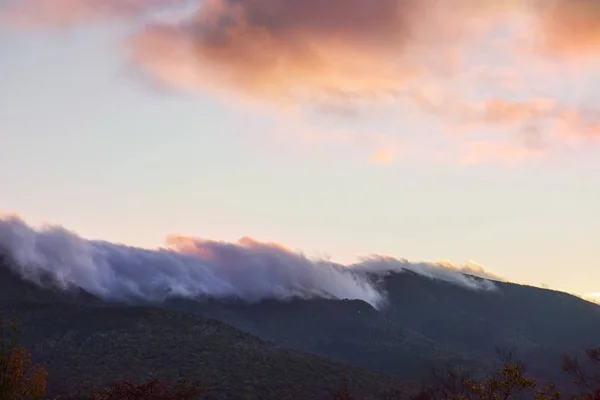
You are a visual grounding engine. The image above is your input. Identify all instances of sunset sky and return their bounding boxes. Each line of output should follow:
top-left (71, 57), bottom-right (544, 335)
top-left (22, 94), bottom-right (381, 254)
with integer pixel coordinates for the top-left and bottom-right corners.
top-left (1, 0), bottom-right (599, 298)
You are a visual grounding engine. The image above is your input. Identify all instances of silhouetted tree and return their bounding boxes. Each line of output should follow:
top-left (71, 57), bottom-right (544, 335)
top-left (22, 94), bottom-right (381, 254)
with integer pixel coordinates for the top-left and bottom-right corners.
top-left (534, 383), bottom-right (561, 400)
top-left (562, 348), bottom-right (600, 400)
top-left (412, 348), bottom-right (538, 400)
top-left (463, 349), bottom-right (536, 399)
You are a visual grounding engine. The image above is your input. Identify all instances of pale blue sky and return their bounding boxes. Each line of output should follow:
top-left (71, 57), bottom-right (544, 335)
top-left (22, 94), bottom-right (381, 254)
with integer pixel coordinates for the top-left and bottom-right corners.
top-left (1, 15), bottom-right (599, 297)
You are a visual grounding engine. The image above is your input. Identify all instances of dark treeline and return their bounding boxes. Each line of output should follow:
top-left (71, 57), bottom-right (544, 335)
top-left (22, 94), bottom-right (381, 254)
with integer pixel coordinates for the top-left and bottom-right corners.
top-left (1, 315), bottom-right (599, 400)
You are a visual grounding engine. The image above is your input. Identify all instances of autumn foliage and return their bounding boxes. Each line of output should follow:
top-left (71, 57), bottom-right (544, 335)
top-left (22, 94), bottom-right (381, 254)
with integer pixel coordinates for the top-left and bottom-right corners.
top-left (1, 313), bottom-right (599, 400)
top-left (0, 315), bottom-right (47, 400)
top-left (407, 350), bottom-right (538, 400)
top-left (331, 348), bottom-right (600, 400)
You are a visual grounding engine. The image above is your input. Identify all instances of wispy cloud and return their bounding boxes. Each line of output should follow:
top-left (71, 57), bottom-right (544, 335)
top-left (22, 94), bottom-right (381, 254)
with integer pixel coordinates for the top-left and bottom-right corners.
top-left (458, 141), bottom-right (545, 165)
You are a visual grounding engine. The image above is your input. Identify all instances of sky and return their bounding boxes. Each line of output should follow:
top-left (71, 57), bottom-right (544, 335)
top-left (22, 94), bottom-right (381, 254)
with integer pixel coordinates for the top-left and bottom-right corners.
top-left (0, 0), bottom-right (599, 299)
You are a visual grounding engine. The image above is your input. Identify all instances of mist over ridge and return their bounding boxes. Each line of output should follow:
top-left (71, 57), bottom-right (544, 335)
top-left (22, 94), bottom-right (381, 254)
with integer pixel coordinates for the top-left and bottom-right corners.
top-left (0, 212), bottom-right (496, 308)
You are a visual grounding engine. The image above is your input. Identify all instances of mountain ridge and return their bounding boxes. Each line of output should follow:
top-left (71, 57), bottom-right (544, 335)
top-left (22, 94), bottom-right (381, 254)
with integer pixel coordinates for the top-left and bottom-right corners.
top-left (0, 258), bottom-right (404, 399)
top-left (2, 254), bottom-right (600, 395)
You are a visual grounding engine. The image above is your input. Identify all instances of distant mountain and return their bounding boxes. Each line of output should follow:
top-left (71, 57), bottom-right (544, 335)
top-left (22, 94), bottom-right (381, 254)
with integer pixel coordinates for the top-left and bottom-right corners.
top-left (2, 254), bottom-right (600, 397)
top-left (381, 271), bottom-right (600, 350)
top-left (159, 270), bottom-right (600, 383)
top-left (0, 262), bottom-right (401, 399)
top-left (379, 271), bottom-right (600, 379)
top-left (0, 260), bottom-right (100, 304)
top-left (160, 296), bottom-right (473, 380)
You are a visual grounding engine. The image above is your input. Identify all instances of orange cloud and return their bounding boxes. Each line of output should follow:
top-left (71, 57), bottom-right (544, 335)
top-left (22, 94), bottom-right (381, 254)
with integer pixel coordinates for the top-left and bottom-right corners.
top-left (127, 0), bottom-right (504, 104)
top-left (130, 1), bottom-right (409, 103)
top-left (477, 98), bottom-right (556, 124)
top-left (370, 148), bottom-right (397, 165)
top-left (167, 234), bottom-right (293, 263)
top-left (534, 0), bottom-right (600, 59)
top-left (410, 91), bottom-right (557, 126)
top-left (130, 0), bottom-right (595, 106)
top-left (553, 107), bottom-right (600, 145)
top-left (405, 81), bottom-right (600, 154)
top-left (4, 0), bottom-right (600, 164)
top-left (459, 141), bottom-right (546, 165)
top-left (450, 97), bottom-right (559, 139)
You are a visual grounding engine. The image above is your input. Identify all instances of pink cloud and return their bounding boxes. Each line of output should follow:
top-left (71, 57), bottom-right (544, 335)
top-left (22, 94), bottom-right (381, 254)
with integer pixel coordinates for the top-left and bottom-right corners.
top-left (127, 0), bottom-right (429, 104)
top-left (3, 0), bottom-right (600, 164)
top-left (459, 141), bottom-right (546, 165)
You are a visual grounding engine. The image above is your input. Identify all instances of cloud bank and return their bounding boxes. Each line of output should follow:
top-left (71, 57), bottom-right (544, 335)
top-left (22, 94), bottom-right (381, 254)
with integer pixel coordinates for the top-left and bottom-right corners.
top-left (0, 213), bottom-right (496, 308)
